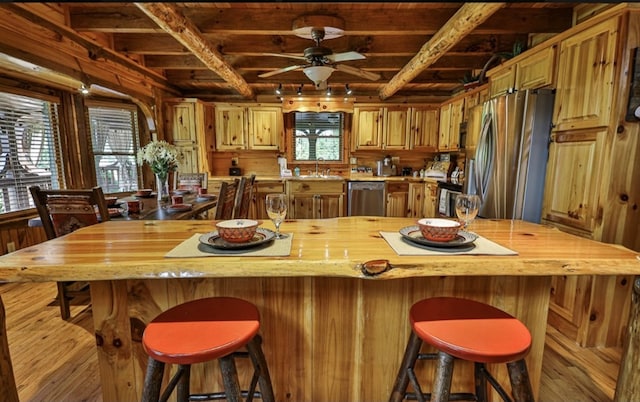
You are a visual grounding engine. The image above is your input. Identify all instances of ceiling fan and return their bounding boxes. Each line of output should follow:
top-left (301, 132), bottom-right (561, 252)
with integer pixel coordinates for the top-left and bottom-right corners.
top-left (258, 27), bottom-right (380, 90)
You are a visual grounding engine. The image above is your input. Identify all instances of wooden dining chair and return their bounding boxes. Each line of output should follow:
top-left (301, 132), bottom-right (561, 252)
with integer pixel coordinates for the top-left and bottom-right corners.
top-left (214, 179), bottom-right (240, 220)
top-left (29, 185), bottom-right (110, 320)
top-left (233, 174), bottom-right (256, 219)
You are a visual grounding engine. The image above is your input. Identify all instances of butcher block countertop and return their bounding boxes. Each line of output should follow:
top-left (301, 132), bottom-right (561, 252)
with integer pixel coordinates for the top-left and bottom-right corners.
top-left (0, 217), bottom-right (637, 283)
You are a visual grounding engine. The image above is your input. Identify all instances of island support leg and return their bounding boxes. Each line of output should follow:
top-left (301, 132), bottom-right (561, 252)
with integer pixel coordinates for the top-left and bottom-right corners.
top-left (0, 295), bottom-right (19, 402)
top-left (614, 276), bottom-right (640, 401)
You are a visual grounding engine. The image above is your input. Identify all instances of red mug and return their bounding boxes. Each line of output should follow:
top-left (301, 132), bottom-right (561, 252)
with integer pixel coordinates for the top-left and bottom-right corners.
top-left (127, 199), bottom-right (142, 215)
top-left (198, 187), bottom-right (208, 196)
top-left (172, 195), bottom-right (184, 205)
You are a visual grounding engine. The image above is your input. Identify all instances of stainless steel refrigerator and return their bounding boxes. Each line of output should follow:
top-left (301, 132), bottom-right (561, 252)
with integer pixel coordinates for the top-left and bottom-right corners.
top-left (463, 89), bottom-right (555, 223)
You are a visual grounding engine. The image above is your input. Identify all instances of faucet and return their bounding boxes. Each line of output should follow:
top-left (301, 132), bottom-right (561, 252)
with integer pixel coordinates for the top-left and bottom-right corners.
top-left (315, 157), bottom-right (324, 176)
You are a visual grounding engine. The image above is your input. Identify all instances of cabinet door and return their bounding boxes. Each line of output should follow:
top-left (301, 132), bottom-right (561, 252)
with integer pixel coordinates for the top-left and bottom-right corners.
top-left (424, 183), bottom-right (438, 218)
top-left (252, 181), bottom-right (285, 220)
top-left (175, 144), bottom-right (199, 175)
top-left (554, 18), bottom-right (618, 131)
top-left (516, 45), bottom-right (556, 90)
top-left (352, 107), bottom-right (384, 149)
top-left (465, 104), bottom-right (483, 150)
top-left (542, 129), bottom-right (606, 233)
top-left (411, 108), bottom-right (439, 151)
top-left (438, 103), bottom-right (452, 151)
top-left (166, 103), bottom-right (196, 143)
top-left (447, 98), bottom-right (464, 150)
top-left (215, 105), bottom-right (247, 150)
top-left (386, 182), bottom-right (409, 217)
top-left (407, 183), bottom-right (425, 218)
top-left (318, 194), bottom-right (344, 218)
top-left (383, 107), bottom-right (410, 149)
top-left (248, 107), bottom-right (282, 150)
top-left (488, 64), bottom-right (516, 98)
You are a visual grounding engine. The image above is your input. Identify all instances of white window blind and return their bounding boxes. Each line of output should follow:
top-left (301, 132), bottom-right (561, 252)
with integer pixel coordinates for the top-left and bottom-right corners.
top-left (0, 91), bottom-right (62, 213)
top-left (293, 112), bottom-right (343, 161)
top-left (87, 103), bottom-right (140, 193)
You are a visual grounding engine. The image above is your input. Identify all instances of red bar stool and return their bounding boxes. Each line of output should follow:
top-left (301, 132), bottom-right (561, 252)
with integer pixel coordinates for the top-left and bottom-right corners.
top-left (389, 297), bottom-right (534, 402)
top-left (141, 297), bottom-right (275, 402)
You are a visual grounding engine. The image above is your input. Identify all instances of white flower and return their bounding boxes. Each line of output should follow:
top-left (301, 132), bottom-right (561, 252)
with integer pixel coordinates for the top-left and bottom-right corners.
top-left (136, 140), bottom-right (180, 175)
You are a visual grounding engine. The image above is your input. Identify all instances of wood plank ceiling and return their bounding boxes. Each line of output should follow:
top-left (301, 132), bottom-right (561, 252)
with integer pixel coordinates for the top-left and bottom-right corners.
top-left (9, 2), bottom-right (577, 102)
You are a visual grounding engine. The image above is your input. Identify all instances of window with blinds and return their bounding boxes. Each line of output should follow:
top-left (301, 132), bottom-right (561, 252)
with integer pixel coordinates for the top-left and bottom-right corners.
top-left (293, 112), bottom-right (343, 162)
top-left (0, 90), bottom-right (63, 213)
top-left (87, 103), bottom-right (140, 193)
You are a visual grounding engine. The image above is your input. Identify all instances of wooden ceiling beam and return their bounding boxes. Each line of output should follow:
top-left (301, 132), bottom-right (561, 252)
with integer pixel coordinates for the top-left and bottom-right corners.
top-left (380, 2), bottom-right (504, 100)
top-left (70, 5), bottom-right (572, 36)
top-left (134, 2), bottom-right (255, 100)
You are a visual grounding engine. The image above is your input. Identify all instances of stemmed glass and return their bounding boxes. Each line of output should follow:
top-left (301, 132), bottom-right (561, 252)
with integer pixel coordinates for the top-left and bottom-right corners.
top-left (265, 193), bottom-right (288, 239)
top-left (455, 194), bottom-right (480, 230)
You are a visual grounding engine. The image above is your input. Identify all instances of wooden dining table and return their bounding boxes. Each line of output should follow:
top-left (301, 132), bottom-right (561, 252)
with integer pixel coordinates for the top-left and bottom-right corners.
top-left (0, 217), bottom-right (639, 402)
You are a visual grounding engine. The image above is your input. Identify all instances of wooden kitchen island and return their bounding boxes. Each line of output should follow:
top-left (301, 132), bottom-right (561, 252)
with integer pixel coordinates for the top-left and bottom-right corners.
top-left (0, 217), bottom-right (639, 402)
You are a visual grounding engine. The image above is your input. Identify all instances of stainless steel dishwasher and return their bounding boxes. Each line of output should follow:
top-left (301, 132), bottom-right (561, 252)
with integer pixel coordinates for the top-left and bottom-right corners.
top-left (347, 181), bottom-right (386, 216)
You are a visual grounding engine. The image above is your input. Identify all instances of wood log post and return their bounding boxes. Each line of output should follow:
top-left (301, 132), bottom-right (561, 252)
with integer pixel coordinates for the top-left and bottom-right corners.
top-left (614, 275), bottom-right (640, 401)
top-left (0, 295), bottom-right (19, 402)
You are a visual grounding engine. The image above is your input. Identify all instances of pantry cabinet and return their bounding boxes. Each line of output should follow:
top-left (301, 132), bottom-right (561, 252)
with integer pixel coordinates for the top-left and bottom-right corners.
top-left (287, 180), bottom-right (345, 219)
top-left (214, 104), bottom-right (283, 151)
top-left (553, 17), bottom-right (618, 131)
top-left (163, 98), bottom-right (213, 175)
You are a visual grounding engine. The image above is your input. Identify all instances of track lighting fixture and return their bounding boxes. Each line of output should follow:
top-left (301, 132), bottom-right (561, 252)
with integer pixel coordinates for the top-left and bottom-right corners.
top-left (326, 86), bottom-right (332, 96)
top-left (345, 84), bottom-right (353, 95)
top-left (275, 83), bottom-right (282, 95)
top-left (297, 84), bottom-right (303, 96)
top-left (80, 84), bottom-right (89, 95)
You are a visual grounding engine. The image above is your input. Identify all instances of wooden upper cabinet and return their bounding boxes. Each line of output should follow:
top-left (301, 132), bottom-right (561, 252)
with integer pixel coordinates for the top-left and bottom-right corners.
top-left (439, 98), bottom-right (463, 151)
top-left (553, 17), bottom-right (619, 131)
top-left (488, 64), bottom-right (516, 98)
top-left (352, 106), bottom-right (384, 150)
top-left (516, 45), bottom-right (556, 90)
top-left (542, 129), bottom-right (606, 235)
top-left (214, 105), bottom-right (247, 150)
top-left (411, 107), bottom-right (439, 151)
top-left (383, 106), bottom-right (411, 149)
top-left (247, 106), bottom-right (283, 150)
top-left (163, 98), bottom-right (213, 175)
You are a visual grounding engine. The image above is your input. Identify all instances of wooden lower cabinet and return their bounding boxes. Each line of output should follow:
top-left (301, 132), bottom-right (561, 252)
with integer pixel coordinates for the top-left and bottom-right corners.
top-left (287, 181), bottom-right (345, 219)
top-left (424, 182), bottom-right (438, 218)
top-left (549, 274), bottom-right (632, 347)
top-left (251, 180), bottom-right (285, 220)
top-left (386, 182), bottom-right (409, 217)
top-left (407, 183), bottom-right (425, 219)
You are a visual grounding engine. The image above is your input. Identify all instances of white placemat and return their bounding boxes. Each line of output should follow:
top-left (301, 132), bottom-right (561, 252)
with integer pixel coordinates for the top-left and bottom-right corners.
top-left (380, 231), bottom-right (518, 256)
top-left (165, 233), bottom-right (293, 257)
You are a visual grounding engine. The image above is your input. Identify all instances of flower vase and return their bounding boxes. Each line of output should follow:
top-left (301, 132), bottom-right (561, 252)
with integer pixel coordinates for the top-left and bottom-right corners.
top-left (155, 172), bottom-right (170, 204)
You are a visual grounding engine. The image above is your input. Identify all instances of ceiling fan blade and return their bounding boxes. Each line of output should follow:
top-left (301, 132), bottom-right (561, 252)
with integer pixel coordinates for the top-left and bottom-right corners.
top-left (258, 64), bottom-right (306, 78)
top-left (326, 51), bottom-right (366, 63)
top-left (334, 64), bottom-right (381, 81)
top-left (260, 52), bottom-right (307, 61)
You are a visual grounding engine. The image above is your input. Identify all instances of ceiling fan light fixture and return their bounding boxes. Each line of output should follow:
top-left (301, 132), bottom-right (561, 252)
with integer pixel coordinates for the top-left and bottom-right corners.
top-left (303, 65), bottom-right (334, 86)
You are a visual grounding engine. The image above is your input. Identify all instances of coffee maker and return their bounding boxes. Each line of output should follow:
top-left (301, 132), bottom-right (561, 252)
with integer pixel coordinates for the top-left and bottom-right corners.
top-left (376, 155), bottom-right (393, 176)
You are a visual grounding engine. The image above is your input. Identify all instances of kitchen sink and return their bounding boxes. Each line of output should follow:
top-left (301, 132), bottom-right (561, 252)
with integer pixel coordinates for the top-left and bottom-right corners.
top-left (292, 175), bottom-right (344, 180)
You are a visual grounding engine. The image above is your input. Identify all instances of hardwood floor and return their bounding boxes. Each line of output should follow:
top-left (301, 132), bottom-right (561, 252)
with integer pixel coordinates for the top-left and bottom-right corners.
top-left (1, 282), bottom-right (621, 402)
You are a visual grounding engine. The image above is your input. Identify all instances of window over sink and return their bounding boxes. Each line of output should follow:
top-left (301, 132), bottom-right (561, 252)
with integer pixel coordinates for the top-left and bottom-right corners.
top-left (293, 112), bottom-right (343, 162)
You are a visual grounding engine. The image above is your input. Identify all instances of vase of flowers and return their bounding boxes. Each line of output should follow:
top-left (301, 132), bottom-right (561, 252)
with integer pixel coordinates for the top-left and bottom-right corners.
top-left (136, 140), bottom-right (180, 203)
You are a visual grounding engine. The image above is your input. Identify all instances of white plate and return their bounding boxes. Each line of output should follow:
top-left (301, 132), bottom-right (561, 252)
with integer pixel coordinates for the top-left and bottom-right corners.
top-left (399, 226), bottom-right (478, 248)
top-left (199, 227), bottom-right (275, 250)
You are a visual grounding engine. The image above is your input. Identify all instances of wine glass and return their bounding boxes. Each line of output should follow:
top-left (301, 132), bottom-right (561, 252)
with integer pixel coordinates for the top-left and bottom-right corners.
top-left (265, 193), bottom-right (288, 239)
top-left (455, 194), bottom-right (480, 230)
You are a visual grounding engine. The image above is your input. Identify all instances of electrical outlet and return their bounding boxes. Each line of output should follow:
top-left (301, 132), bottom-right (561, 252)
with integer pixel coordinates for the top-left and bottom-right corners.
top-left (231, 157), bottom-right (239, 166)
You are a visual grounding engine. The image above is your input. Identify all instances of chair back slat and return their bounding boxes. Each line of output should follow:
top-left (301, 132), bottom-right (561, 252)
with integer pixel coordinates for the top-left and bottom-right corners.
top-left (215, 179), bottom-right (239, 220)
top-left (233, 175), bottom-right (255, 219)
